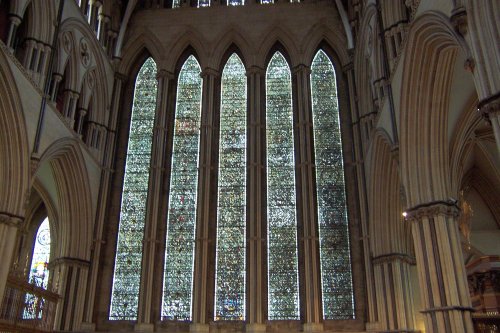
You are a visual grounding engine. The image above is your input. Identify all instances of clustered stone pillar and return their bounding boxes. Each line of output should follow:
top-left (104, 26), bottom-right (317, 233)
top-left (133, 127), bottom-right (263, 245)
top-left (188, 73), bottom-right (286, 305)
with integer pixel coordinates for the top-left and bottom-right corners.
top-left (5, 14), bottom-right (21, 51)
top-left (51, 257), bottom-right (90, 331)
top-left (292, 64), bottom-right (324, 332)
top-left (0, 214), bottom-right (23, 301)
top-left (406, 202), bottom-right (474, 333)
top-left (246, 66), bottom-right (267, 333)
top-left (372, 254), bottom-right (417, 332)
top-left (190, 68), bottom-right (219, 333)
top-left (81, 73), bottom-right (127, 331)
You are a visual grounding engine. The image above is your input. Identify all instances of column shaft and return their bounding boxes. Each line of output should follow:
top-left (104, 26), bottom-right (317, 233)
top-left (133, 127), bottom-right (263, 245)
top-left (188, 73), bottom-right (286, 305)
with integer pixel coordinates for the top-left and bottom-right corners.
top-left (246, 67), bottom-right (266, 332)
top-left (292, 64), bottom-right (323, 329)
top-left (191, 69), bottom-right (219, 331)
top-left (407, 202), bottom-right (474, 333)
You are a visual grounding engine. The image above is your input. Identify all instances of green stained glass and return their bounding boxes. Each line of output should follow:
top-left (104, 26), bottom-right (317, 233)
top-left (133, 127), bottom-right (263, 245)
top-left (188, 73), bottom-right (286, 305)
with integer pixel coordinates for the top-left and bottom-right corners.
top-left (266, 52), bottom-right (299, 320)
top-left (311, 50), bottom-right (354, 320)
top-left (110, 57), bottom-right (158, 321)
top-left (215, 54), bottom-right (246, 321)
top-left (162, 55), bottom-right (202, 321)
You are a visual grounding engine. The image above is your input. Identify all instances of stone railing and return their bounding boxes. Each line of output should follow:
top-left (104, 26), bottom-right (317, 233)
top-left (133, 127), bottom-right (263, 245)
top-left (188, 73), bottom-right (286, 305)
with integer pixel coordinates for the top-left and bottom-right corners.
top-left (0, 274), bottom-right (59, 333)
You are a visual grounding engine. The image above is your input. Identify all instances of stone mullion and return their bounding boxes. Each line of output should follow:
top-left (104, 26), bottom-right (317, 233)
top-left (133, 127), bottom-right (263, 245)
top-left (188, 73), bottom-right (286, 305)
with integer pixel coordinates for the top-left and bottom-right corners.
top-left (81, 73), bottom-right (126, 330)
top-left (134, 70), bottom-right (174, 331)
top-left (293, 64), bottom-right (323, 330)
top-left (191, 69), bottom-right (219, 333)
top-left (246, 66), bottom-right (266, 333)
top-left (407, 203), bottom-right (474, 333)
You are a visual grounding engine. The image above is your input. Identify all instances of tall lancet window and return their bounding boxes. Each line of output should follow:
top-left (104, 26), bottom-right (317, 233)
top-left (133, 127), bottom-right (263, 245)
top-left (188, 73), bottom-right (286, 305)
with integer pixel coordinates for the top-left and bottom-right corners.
top-left (266, 51), bottom-right (299, 320)
top-left (215, 53), bottom-right (247, 320)
top-left (110, 57), bottom-right (158, 320)
top-left (162, 55), bottom-right (202, 321)
top-left (311, 50), bottom-right (354, 319)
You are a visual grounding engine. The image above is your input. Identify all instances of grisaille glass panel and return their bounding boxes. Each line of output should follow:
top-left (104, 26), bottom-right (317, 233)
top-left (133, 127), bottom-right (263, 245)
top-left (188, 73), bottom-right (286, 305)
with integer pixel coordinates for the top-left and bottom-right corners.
top-left (214, 54), bottom-right (247, 320)
top-left (311, 50), bottom-right (354, 319)
top-left (266, 52), bottom-right (299, 320)
top-left (110, 57), bottom-right (158, 320)
top-left (162, 55), bottom-right (202, 321)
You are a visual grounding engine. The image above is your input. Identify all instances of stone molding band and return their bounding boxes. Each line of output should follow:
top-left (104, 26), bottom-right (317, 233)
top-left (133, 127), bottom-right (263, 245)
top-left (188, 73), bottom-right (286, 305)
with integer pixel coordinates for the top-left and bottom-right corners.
top-left (0, 212), bottom-right (24, 227)
top-left (420, 305), bottom-right (475, 314)
top-left (49, 257), bottom-right (91, 269)
top-left (405, 200), bottom-right (460, 221)
top-left (372, 252), bottom-right (416, 265)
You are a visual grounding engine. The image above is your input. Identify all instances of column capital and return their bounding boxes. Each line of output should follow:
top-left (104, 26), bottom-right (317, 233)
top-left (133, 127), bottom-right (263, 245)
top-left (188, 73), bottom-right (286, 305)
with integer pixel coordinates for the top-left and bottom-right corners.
top-left (114, 72), bottom-right (128, 83)
top-left (246, 65), bottom-right (265, 76)
top-left (292, 63), bottom-right (311, 75)
top-left (478, 91), bottom-right (500, 119)
top-left (372, 252), bottom-right (416, 265)
top-left (48, 257), bottom-right (91, 269)
top-left (405, 200), bottom-right (459, 221)
top-left (157, 69), bottom-right (175, 80)
top-left (200, 67), bottom-right (220, 78)
top-left (450, 6), bottom-right (467, 36)
top-left (0, 213), bottom-right (24, 228)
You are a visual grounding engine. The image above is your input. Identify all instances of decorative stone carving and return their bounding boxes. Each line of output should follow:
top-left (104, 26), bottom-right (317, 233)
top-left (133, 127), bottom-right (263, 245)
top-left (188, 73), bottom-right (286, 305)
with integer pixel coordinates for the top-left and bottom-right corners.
top-left (464, 58), bottom-right (475, 73)
top-left (79, 38), bottom-right (92, 68)
top-left (479, 92), bottom-right (500, 120)
top-left (451, 7), bottom-right (468, 36)
top-left (61, 31), bottom-right (73, 53)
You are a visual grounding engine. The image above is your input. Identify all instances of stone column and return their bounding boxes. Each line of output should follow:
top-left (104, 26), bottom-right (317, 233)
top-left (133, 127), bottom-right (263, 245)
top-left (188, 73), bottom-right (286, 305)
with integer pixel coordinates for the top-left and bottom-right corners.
top-left (406, 202), bottom-right (474, 333)
top-left (76, 108), bottom-right (88, 137)
top-left (51, 257), bottom-right (90, 331)
top-left (246, 66), bottom-right (266, 333)
top-left (372, 254), bottom-right (417, 332)
top-left (22, 39), bottom-right (36, 70)
top-left (50, 73), bottom-right (63, 101)
top-left (81, 73), bottom-right (127, 331)
top-left (292, 64), bottom-right (323, 332)
top-left (190, 68), bottom-right (219, 333)
top-left (5, 15), bottom-right (21, 51)
top-left (62, 91), bottom-right (80, 128)
top-left (0, 214), bottom-right (23, 301)
top-left (479, 94), bottom-right (500, 154)
top-left (134, 70), bottom-right (175, 332)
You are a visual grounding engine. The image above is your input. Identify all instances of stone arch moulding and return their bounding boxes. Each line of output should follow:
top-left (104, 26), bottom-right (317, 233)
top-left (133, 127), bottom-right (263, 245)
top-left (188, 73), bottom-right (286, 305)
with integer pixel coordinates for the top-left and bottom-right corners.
top-left (0, 46), bottom-right (30, 217)
top-left (400, 11), bottom-right (472, 208)
top-left (119, 28), bottom-right (165, 75)
top-left (302, 23), bottom-right (349, 68)
top-left (256, 26), bottom-right (300, 69)
top-left (37, 138), bottom-right (93, 260)
top-left (163, 30), bottom-right (208, 73)
top-left (209, 30), bottom-right (252, 71)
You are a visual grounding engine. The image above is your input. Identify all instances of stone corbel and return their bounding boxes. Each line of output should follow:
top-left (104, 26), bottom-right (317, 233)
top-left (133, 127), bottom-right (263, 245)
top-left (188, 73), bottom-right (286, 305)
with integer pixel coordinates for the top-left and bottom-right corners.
top-left (451, 7), bottom-right (468, 36)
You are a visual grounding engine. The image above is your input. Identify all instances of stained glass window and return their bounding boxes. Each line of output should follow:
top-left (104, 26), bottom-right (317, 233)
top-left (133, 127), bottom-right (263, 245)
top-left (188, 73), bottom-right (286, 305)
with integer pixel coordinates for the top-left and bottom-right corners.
top-left (29, 217), bottom-right (51, 289)
top-left (198, 0), bottom-right (210, 7)
top-left (214, 54), bottom-right (247, 321)
top-left (228, 0), bottom-right (244, 5)
top-left (266, 52), bottom-right (299, 320)
top-left (172, 0), bottom-right (180, 8)
top-left (162, 55), bottom-right (202, 321)
top-left (110, 57), bottom-right (158, 321)
top-left (261, 0), bottom-right (274, 3)
top-left (311, 50), bottom-right (354, 320)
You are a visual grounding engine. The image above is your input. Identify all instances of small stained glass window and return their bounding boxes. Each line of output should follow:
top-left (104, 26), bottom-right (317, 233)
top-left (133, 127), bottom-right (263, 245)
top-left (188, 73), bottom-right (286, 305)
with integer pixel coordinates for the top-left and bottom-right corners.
top-left (110, 57), bottom-right (158, 321)
top-left (29, 217), bottom-right (51, 289)
top-left (162, 55), bottom-right (202, 321)
top-left (266, 52), bottom-right (300, 320)
top-left (311, 50), bottom-right (354, 320)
